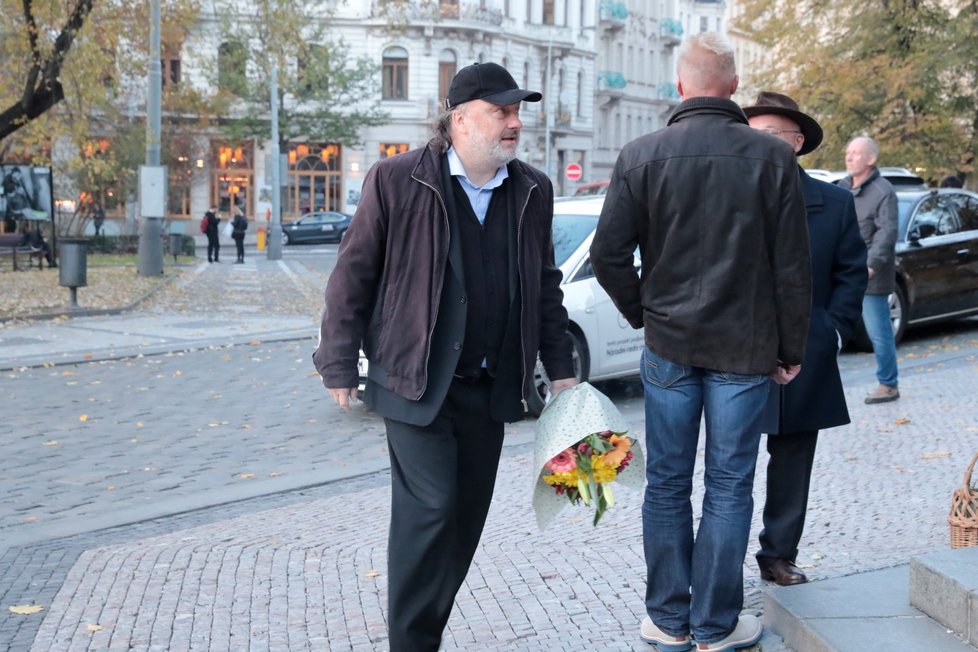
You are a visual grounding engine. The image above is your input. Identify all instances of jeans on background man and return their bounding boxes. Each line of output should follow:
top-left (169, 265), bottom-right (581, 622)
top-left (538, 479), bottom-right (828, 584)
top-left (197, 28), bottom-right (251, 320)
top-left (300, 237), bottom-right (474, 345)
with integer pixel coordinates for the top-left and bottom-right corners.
top-left (862, 293), bottom-right (899, 388)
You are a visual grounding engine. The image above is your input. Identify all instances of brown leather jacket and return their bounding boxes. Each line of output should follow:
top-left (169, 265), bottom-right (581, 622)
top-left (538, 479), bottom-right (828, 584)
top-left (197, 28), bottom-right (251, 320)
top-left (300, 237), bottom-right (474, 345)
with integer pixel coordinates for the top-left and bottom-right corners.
top-left (590, 97), bottom-right (812, 374)
top-left (313, 143), bottom-right (574, 403)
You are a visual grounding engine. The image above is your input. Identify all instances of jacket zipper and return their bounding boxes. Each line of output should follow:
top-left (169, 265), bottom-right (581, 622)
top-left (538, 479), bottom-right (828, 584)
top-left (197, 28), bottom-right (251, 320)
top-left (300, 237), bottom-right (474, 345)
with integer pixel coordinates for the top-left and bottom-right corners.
top-left (413, 173), bottom-right (450, 401)
top-left (517, 183), bottom-right (536, 412)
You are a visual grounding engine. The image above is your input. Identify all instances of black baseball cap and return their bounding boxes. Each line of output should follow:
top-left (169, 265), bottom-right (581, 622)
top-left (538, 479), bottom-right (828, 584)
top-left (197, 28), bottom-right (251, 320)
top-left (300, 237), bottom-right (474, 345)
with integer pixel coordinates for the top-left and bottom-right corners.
top-left (446, 62), bottom-right (542, 109)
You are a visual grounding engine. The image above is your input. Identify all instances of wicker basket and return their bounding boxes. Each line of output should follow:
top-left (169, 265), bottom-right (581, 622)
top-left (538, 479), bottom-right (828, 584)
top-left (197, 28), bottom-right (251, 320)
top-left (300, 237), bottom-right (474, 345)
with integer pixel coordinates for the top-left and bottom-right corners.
top-left (948, 451), bottom-right (978, 549)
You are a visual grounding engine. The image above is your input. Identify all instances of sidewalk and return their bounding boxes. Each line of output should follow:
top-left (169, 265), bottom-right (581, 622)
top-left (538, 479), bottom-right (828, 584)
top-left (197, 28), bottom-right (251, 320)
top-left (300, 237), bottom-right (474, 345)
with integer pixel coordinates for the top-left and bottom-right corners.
top-left (2, 252), bottom-right (977, 650)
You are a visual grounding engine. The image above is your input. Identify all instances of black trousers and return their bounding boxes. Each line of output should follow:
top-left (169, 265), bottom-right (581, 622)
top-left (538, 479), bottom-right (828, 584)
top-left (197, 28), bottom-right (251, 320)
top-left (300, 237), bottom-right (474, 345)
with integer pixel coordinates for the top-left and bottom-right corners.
top-left (384, 376), bottom-right (504, 652)
top-left (207, 236), bottom-right (219, 262)
top-left (233, 235), bottom-right (244, 261)
top-left (757, 430), bottom-right (819, 567)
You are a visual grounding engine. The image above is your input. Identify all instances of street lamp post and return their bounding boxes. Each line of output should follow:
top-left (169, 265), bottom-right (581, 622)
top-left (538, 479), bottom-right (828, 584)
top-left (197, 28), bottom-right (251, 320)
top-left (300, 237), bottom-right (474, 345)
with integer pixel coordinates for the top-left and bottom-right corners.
top-left (137, 0), bottom-right (164, 276)
top-left (266, 65), bottom-right (283, 260)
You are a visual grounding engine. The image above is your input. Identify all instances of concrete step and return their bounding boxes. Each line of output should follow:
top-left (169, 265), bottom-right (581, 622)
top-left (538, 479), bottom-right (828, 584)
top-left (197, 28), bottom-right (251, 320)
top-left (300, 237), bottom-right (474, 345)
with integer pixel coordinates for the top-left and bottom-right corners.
top-left (909, 547), bottom-right (978, 646)
top-left (763, 565), bottom-right (976, 651)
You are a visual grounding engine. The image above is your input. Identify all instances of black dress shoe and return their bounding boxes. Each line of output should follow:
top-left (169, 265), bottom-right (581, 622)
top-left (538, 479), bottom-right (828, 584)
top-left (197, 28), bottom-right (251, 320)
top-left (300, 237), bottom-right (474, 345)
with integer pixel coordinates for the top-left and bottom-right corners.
top-left (760, 559), bottom-right (808, 586)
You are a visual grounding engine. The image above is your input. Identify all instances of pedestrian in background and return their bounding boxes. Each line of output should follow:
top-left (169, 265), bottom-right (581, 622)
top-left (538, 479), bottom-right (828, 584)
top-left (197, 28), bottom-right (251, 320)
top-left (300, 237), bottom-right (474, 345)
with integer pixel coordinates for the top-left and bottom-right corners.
top-left (93, 203), bottom-right (105, 236)
top-left (838, 137), bottom-right (900, 403)
top-left (204, 207), bottom-right (220, 263)
top-left (590, 33), bottom-right (811, 652)
top-left (231, 205), bottom-right (248, 263)
top-left (312, 61), bottom-right (577, 652)
top-left (941, 174), bottom-right (963, 188)
top-left (743, 92), bottom-right (868, 587)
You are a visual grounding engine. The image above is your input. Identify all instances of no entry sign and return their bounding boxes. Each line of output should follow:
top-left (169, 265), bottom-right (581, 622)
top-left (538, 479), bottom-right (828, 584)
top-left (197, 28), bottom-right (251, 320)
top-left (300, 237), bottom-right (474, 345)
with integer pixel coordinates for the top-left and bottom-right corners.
top-left (565, 163), bottom-right (583, 181)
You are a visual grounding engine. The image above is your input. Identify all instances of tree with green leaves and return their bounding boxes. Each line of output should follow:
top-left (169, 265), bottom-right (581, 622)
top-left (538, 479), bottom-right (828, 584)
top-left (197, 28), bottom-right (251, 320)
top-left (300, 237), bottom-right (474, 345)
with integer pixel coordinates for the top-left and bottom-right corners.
top-left (208, 0), bottom-right (388, 149)
top-left (734, 0), bottom-right (975, 181)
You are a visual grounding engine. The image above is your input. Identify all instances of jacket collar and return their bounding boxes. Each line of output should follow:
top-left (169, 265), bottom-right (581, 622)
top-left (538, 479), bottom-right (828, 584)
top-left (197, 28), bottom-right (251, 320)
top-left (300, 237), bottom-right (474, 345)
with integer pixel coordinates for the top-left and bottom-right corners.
top-left (800, 165), bottom-right (825, 211)
top-left (845, 166), bottom-right (881, 194)
top-left (667, 96), bottom-right (748, 127)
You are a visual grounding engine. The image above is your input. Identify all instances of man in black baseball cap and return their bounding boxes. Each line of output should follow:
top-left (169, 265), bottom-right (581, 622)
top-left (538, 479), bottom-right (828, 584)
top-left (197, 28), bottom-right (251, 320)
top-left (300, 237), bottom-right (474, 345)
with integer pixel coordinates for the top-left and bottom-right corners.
top-left (744, 91), bottom-right (868, 589)
top-left (314, 60), bottom-right (576, 651)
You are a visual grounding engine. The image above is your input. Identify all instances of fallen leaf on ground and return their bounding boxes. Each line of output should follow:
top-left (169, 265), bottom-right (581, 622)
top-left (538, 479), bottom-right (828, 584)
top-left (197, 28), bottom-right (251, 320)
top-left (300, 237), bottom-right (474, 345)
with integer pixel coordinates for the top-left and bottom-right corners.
top-left (43, 440), bottom-right (59, 447)
top-left (895, 417), bottom-right (911, 425)
top-left (365, 570), bottom-right (381, 578)
top-left (238, 473), bottom-right (256, 479)
top-left (9, 605), bottom-right (43, 615)
top-left (79, 414), bottom-right (88, 422)
top-left (85, 624), bottom-right (103, 632)
top-left (922, 451), bottom-right (951, 460)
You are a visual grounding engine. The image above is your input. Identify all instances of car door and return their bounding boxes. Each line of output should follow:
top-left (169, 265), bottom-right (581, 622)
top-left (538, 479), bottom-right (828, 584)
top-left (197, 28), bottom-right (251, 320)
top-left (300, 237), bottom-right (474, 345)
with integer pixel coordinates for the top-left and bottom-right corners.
top-left (901, 194), bottom-right (967, 318)
top-left (947, 193), bottom-right (978, 312)
top-left (568, 250), bottom-right (644, 378)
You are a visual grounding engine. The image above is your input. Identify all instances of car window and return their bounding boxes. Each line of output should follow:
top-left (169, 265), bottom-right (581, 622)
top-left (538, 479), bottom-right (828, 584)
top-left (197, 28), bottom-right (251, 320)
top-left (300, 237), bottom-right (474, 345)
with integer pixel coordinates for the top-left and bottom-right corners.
top-left (304, 214), bottom-right (325, 224)
top-left (909, 196), bottom-right (958, 239)
top-left (950, 194), bottom-right (978, 232)
top-left (552, 213), bottom-right (599, 266)
top-left (321, 213), bottom-right (348, 223)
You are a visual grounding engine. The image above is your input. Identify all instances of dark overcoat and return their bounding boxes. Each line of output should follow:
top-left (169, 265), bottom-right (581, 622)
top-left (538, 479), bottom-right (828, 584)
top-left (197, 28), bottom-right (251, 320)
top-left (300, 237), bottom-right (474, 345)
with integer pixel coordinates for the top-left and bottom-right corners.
top-left (762, 169), bottom-right (868, 434)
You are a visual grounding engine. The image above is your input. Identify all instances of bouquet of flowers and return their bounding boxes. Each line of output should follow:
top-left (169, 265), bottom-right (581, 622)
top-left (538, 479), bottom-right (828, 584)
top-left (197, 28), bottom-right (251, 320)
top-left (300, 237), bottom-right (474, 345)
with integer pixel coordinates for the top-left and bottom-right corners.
top-left (542, 429), bottom-right (636, 526)
top-left (532, 382), bottom-right (644, 529)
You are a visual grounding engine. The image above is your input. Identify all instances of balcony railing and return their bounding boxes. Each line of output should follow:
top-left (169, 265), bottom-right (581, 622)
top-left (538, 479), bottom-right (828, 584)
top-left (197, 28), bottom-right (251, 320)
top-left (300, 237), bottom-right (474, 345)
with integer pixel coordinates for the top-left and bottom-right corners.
top-left (660, 18), bottom-right (683, 43)
top-left (371, 0), bottom-right (502, 26)
top-left (597, 71), bottom-right (627, 93)
top-left (598, 0), bottom-right (628, 30)
top-left (657, 82), bottom-right (680, 102)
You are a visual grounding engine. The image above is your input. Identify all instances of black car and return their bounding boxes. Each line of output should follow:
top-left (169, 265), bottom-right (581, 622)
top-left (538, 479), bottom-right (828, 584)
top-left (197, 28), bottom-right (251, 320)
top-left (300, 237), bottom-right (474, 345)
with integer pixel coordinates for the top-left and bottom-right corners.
top-left (884, 188), bottom-right (978, 342)
top-left (282, 211), bottom-right (352, 244)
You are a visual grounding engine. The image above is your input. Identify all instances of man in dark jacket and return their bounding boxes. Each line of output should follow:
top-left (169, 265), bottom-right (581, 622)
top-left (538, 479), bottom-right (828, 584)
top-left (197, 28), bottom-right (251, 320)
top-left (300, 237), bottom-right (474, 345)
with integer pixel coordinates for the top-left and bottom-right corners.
top-left (743, 92), bottom-right (868, 587)
top-left (838, 137), bottom-right (900, 403)
top-left (204, 207), bottom-right (220, 263)
top-left (590, 34), bottom-right (811, 652)
top-left (313, 62), bottom-right (577, 652)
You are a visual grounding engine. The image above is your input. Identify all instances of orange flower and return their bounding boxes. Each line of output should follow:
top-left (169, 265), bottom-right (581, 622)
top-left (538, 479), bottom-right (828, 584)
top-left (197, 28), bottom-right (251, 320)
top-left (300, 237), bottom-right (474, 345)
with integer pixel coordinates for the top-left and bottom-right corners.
top-left (602, 434), bottom-right (632, 468)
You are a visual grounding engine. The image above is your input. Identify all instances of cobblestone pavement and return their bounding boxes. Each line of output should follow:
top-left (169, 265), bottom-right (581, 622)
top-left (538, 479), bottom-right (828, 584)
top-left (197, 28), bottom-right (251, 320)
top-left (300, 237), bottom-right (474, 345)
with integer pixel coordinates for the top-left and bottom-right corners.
top-left (1, 252), bottom-right (977, 650)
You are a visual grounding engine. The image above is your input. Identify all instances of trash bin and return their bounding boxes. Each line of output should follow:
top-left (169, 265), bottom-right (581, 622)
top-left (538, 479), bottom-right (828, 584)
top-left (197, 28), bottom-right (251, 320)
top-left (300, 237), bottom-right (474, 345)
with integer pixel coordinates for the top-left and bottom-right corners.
top-left (169, 233), bottom-right (182, 262)
top-left (58, 238), bottom-right (87, 308)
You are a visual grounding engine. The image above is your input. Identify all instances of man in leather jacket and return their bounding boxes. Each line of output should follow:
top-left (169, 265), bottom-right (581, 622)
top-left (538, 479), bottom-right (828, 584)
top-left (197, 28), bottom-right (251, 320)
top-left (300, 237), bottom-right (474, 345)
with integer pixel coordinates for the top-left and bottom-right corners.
top-left (313, 62), bottom-right (577, 651)
top-left (591, 33), bottom-right (811, 652)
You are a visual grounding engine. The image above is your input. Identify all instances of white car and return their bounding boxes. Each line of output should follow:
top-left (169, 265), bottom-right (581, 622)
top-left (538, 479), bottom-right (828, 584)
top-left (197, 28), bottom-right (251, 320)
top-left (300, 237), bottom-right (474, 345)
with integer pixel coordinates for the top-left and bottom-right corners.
top-left (527, 196), bottom-right (643, 414)
top-left (357, 196), bottom-right (644, 415)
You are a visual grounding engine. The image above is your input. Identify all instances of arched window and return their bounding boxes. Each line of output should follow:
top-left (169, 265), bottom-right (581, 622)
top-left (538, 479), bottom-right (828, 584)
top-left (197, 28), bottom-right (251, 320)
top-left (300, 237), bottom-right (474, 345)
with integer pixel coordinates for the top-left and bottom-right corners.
top-left (438, 50), bottom-right (457, 107)
top-left (382, 46), bottom-right (409, 100)
top-left (218, 41), bottom-right (247, 96)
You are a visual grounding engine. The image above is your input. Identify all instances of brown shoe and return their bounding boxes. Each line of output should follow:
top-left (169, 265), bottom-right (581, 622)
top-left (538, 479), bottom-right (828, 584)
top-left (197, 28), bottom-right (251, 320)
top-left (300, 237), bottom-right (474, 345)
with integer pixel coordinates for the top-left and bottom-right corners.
top-left (865, 384), bottom-right (900, 404)
top-left (760, 559), bottom-right (808, 586)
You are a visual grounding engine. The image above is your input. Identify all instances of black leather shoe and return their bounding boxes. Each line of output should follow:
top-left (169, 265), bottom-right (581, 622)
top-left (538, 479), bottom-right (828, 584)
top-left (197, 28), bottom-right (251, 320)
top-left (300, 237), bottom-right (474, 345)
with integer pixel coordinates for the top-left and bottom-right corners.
top-left (760, 559), bottom-right (808, 586)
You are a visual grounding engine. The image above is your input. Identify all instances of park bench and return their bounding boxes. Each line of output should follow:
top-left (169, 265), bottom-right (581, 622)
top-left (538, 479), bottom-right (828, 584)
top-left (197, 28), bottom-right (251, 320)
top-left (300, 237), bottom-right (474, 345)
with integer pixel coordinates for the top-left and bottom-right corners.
top-left (0, 234), bottom-right (44, 271)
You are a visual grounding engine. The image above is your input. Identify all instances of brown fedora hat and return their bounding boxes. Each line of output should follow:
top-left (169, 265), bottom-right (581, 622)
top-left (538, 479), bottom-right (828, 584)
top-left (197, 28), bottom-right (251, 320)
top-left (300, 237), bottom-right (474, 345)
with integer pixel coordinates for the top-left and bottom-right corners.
top-left (742, 91), bottom-right (823, 156)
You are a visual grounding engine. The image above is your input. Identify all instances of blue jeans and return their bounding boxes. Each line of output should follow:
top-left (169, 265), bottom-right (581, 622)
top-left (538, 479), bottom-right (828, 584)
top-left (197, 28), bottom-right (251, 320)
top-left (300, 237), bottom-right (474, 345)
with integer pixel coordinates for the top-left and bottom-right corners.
top-left (641, 347), bottom-right (769, 644)
top-left (862, 293), bottom-right (898, 387)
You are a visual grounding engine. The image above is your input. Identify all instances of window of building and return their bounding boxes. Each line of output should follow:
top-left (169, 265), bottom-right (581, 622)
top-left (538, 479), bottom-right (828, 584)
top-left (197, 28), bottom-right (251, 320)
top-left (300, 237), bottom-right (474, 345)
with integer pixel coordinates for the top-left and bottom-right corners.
top-left (439, 0), bottom-right (458, 18)
top-left (576, 70), bottom-right (583, 116)
top-left (439, 50), bottom-right (457, 108)
top-left (380, 143), bottom-right (410, 159)
top-left (210, 141), bottom-right (254, 216)
top-left (543, 0), bottom-right (554, 24)
top-left (284, 143), bottom-right (343, 216)
top-left (699, 16), bottom-right (708, 32)
top-left (218, 41), bottom-right (247, 95)
top-left (382, 46), bottom-right (409, 100)
top-left (524, 61), bottom-right (530, 90)
top-left (161, 56), bottom-right (181, 89)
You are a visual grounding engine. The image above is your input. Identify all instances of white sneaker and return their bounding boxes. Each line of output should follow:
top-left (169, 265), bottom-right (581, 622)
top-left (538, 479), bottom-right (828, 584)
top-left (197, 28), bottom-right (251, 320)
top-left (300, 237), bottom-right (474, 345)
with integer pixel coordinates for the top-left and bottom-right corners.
top-left (695, 614), bottom-right (762, 651)
top-left (640, 615), bottom-right (693, 651)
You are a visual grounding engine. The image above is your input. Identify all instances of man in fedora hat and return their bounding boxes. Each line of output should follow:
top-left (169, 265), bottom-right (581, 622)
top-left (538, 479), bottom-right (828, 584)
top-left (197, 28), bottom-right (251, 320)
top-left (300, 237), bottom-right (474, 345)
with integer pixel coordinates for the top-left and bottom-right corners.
top-left (743, 91), bottom-right (867, 586)
top-left (314, 61), bottom-right (577, 651)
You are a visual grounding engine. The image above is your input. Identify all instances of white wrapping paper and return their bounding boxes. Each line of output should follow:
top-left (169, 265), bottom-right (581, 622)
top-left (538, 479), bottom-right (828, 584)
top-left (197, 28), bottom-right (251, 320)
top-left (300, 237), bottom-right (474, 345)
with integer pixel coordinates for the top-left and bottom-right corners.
top-left (532, 382), bottom-right (645, 529)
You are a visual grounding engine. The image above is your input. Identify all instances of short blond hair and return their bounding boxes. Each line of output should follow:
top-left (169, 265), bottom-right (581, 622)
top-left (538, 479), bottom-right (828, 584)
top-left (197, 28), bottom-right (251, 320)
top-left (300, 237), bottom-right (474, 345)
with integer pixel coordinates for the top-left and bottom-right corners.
top-left (677, 33), bottom-right (736, 97)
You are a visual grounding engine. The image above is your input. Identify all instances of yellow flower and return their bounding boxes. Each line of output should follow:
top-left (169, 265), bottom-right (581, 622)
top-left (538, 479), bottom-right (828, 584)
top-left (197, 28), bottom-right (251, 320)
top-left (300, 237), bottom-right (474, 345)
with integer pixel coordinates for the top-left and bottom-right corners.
top-left (590, 455), bottom-right (618, 484)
